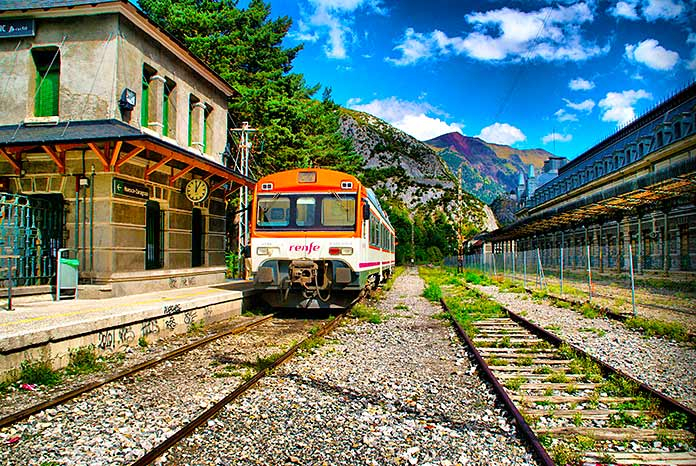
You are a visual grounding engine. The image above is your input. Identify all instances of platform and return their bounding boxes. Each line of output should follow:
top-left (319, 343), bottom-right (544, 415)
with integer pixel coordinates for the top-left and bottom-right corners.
top-left (0, 280), bottom-right (256, 380)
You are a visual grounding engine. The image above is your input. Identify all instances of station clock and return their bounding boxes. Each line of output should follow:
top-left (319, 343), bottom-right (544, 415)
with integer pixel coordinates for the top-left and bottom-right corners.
top-left (184, 178), bottom-right (209, 203)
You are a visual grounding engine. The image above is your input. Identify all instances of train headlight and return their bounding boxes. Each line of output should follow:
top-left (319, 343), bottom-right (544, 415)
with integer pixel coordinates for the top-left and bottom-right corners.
top-left (329, 247), bottom-right (353, 255)
top-left (257, 247), bottom-right (278, 256)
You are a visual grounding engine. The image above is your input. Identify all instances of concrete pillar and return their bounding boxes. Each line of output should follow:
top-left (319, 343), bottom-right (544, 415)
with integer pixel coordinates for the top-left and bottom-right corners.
top-left (191, 102), bottom-right (206, 153)
top-left (597, 223), bottom-right (604, 273)
top-left (148, 75), bottom-right (166, 135)
top-left (616, 219), bottom-right (622, 273)
top-left (623, 219), bottom-right (632, 272)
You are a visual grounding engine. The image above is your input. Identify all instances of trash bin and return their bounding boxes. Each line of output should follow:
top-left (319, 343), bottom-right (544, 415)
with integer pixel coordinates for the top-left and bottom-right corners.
top-left (57, 248), bottom-right (79, 301)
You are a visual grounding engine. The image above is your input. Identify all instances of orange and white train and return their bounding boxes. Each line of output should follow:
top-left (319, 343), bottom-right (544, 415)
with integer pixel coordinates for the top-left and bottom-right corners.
top-left (250, 168), bottom-right (396, 308)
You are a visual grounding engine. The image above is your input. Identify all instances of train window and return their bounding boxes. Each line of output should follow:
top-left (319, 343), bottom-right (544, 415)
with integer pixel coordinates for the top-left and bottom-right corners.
top-left (257, 197), bottom-right (290, 227)
top-left (296, 197), bottom-right (316, 227)
top-left (322, 195), bottom-right (356, 226)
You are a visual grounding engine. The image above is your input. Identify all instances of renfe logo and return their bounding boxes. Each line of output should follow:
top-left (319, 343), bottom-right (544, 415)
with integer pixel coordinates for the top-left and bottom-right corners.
top-left (289, 243), bottom-right (320, 253)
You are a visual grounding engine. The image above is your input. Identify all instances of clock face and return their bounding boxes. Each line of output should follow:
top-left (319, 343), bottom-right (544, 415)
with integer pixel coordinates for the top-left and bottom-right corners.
top-left (185, 179), bottom-right (209, 203)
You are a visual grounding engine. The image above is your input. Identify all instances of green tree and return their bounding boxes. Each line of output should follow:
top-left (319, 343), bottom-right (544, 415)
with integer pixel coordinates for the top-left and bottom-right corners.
top-left (138, 0), bottom-right (361, 175)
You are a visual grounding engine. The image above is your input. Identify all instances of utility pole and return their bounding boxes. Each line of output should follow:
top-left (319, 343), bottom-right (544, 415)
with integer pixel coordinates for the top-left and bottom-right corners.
top-left (230, 122), bottom-right (256, 274)
top-left (457, 167), bottom-right (464, 273)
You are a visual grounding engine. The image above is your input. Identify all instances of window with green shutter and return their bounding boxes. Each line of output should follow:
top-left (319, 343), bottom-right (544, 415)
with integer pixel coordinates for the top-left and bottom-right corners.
top-left (162, 86), bottom-right (170, 136)
top-left (141, 73), bottom-right (150, 128)
top-left (32, 48), bottom-right (60, 117)
top-left (203, 108), bottom-right (209, 153)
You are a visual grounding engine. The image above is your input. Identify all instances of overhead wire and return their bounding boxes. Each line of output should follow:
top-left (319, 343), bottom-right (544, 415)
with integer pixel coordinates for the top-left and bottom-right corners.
top-left (492, 6), bottom-right (553, 123)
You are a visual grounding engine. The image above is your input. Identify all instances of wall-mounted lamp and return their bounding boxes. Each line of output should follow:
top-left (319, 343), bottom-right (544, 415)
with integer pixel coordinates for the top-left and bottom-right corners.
top-left (119, 88), bottom-right (137, 111)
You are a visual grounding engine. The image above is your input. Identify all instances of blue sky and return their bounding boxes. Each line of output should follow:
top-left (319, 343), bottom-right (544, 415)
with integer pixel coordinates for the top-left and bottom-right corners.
top-left (259, 0), bottom-right (695, 160)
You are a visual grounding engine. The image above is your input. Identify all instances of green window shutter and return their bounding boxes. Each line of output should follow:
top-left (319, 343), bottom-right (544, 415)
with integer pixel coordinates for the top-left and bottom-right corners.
top-left (202, 114), bottom-right (208, 153)
top-left (141, 77), bottom-right (149, 127)
top-left (162, 90), bottom-right (169, 136)
top-left (35, 68), bottom-right (59, 117)
top-left (188, 106), bottom-right (193, 146)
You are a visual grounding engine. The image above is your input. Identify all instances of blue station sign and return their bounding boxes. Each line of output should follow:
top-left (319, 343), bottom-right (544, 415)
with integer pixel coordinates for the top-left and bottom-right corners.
top-left (0, 19), bottom-right (35, 39)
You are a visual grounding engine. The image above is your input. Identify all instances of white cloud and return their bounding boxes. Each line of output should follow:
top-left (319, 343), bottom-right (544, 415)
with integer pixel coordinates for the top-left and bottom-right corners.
top-left (542, 133), bottom-right (573, 144)
top-left (348, 97), bottom-right (464, 141)
top-left (687, 33), bottom-right (696, 70)
top-left (642, 0), bottom-right (684, 21)
top-left (554, 109), bottom-right (578, 122)
top-left (609, 0), bottom-right (686, 21)
top-left (625, 39), bottom-right (679, 70)
top-left (386, 2), bottom-right (607, 65)
top-left (569, 77), bottom-right (595, 90)
top-left (563, 98), bottom-right (596, 112)
top-left (599, 89), bottom-right (652, 125)
top-left (294, 0), bottom-right (386, 60)
top-left (609, 1), bottom-right (640, 19)
top-left (477, 123), bottom-right (526, 146)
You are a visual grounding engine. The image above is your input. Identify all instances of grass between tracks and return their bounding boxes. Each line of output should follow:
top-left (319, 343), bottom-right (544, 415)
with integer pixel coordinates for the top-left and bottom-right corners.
top-left (423, 266), bottom-right (695, 464)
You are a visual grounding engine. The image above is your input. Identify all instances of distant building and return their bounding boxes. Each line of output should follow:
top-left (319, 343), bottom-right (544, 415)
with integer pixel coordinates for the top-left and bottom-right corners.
top-left (515, 156), bottom-right (568, 210)
top-left (0, 0), bottom-right (253, 297)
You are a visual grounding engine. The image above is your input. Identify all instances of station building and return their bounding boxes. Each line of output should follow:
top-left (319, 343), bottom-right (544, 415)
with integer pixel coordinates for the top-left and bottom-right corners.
top-left (477, 83), bottom-right (696, 276)
top-left (0, 0), bottom-right (253, 297)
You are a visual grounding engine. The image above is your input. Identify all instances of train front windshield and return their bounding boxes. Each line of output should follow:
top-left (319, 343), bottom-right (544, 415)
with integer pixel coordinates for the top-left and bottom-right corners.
top-left (256, 194), bottom-right (356, 231)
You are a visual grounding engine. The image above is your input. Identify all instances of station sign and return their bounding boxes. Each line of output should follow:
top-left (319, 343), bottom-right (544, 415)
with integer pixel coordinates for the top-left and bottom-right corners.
top-left (113, 178), bottom-right (150, 200)
top-left (0, 19), bottom-right (35, 39)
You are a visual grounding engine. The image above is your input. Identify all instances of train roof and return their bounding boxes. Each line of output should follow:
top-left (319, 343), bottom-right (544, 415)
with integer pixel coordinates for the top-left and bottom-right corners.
top-left (256, 168), bottom-right (360, 192)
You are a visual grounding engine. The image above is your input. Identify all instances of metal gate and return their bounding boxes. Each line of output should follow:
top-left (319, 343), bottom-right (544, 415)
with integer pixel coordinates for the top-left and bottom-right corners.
top-left (0, 192), bottom-right (64, 286)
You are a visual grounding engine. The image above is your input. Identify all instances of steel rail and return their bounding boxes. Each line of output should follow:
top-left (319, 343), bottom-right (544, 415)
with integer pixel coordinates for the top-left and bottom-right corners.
top-left (440, 298), bottom-right (555, 466)
top-left (466, 286), bottom-right (696, 423)
top-left (131, 310), bottom-right (347, 466)
top-left (0, 314), bottom-right (274, 429)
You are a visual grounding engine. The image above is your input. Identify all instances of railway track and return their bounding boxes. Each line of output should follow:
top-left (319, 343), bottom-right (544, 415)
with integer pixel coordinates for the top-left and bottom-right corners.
top-left (0, 311), bottom-right (345, 465)
top-left (441, 289), bottom-right (696, 465)
top-left (0, 314), bottom-right (273, 429)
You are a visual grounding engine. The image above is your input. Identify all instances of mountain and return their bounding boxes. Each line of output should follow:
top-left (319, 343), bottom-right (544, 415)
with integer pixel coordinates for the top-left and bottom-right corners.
top-left (426, 132), bottom-right (555, 203)
top-left (338, 109), bottom-right (496, 262)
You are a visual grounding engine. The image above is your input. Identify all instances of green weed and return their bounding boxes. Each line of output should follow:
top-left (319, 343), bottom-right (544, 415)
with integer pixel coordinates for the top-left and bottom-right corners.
top-left (351, 304), bottom-right (383, 324)
top-left (423, 282), bottom-right (443, 302)
top-left (516, 356), bottom-right (533, 366)
top-left (625, 317), bottom-right (688, 342)
top-left (138, 336), bottom-right (148, 348)
top-left (504, 377), bottom-right (527, 391)
top-left (19, 360), bottom-right (61, 387)
top-left (661, 411), bottom-right (688, 430)
top-left (545, 371), bottom-right (569, 383)
top-left (187, 320), bottom-right (206, 334)
top-left (64, 346), bottom-right (105, 376)
top-left (578, 302), bottom-right (602, 319)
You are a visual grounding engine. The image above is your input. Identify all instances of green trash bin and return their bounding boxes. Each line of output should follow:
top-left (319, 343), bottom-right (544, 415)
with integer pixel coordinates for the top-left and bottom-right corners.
top-left (57, 249), bottom-right (79, 300)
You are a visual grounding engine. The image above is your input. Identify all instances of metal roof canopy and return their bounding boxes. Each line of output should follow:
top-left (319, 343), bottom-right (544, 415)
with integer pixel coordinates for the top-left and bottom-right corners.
top-left (484, 159), bottom-right (696, 242)
top-left (0, 119), bottom-right (255, 192)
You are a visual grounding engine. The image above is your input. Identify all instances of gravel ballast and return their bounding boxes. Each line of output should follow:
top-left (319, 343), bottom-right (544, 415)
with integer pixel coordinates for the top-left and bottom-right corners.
top-left (475, 284), bottom-right (696, 411)
top-left (165, 269), bottom-right (538, 465)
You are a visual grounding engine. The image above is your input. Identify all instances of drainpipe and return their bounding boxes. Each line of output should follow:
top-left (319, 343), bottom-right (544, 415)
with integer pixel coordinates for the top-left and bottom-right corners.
top-left (90, 164), bottom-right (95, 282)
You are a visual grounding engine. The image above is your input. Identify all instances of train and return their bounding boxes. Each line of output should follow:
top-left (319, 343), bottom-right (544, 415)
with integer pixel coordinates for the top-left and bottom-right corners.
top-left (249, 168), bottom-right (396, 308)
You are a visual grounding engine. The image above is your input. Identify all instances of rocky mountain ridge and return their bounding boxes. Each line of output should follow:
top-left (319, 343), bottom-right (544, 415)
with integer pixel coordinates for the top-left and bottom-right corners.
top-left (339, 109), bottom-right (496, 233)
top-left (427, 132), bottom-right (556, 203)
